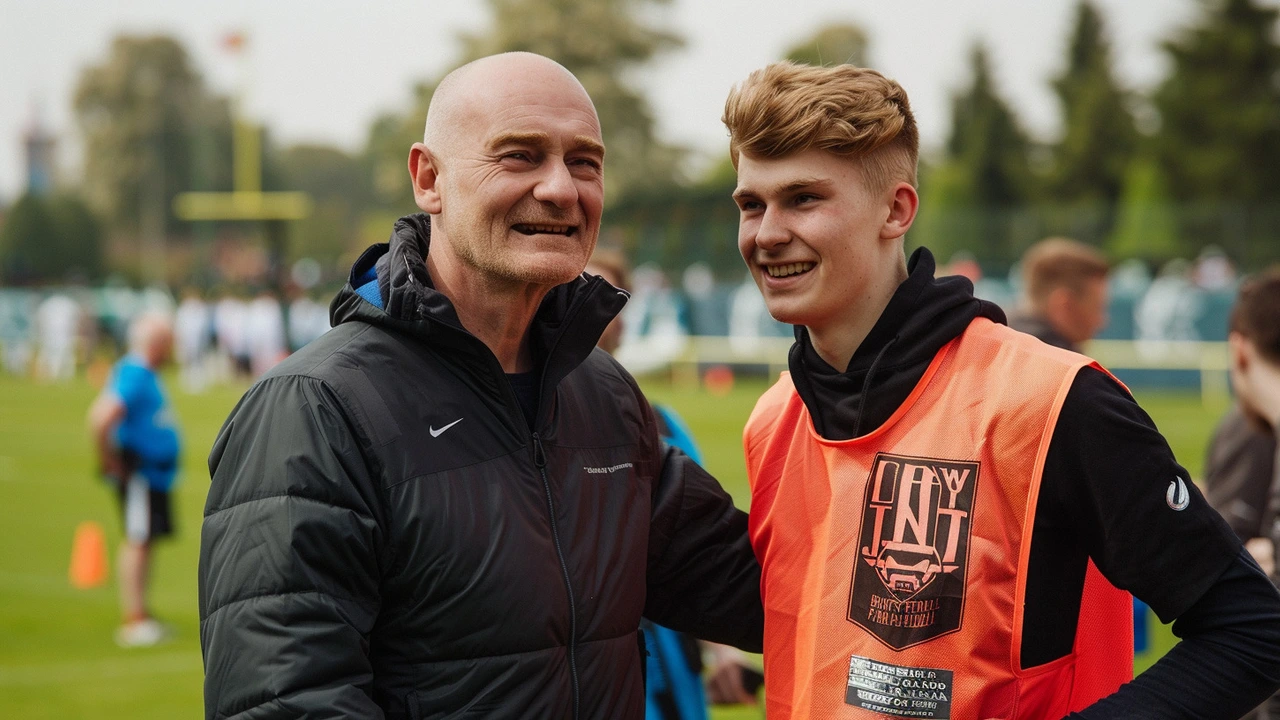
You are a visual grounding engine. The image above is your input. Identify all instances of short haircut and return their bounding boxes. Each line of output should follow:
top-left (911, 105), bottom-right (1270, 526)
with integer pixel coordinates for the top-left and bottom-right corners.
top-left (722, 61), bottom-right (919, 191)
top-left (586, 247), bottom-right (630, 291)
top-left (1231, 266), bottom-right (1280, 365)
top-left (1021, 238), bottom-right (1109, 310)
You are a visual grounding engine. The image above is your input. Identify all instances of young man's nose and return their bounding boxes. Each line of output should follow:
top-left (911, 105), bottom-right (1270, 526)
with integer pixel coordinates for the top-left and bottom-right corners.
top-left (754, 207), bottom-right (791, 249)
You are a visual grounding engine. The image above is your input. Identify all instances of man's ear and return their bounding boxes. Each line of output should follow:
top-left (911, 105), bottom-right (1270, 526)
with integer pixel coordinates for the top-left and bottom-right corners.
top-left (1229, 332), bottom-right (1252, 376)
top-left (409, 143), bottom-right (442, 214)
top-left (880, 182), bottom-right (920, 240)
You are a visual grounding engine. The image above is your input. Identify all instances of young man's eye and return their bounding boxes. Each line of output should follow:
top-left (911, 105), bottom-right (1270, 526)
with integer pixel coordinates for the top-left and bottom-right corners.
top-left (795, 194), bottom-right (819, 205)
top-left (737, 199), bottom-right (762, 212)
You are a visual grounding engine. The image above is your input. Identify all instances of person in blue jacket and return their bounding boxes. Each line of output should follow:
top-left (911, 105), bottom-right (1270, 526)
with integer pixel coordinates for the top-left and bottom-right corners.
top-left (87, 311), bottom-right (180, 647)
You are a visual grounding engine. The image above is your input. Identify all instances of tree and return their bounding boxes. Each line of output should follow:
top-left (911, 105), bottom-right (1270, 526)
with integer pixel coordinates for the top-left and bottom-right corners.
top-left (784, 23), bottom-right (870, 68)
top-left (914, 43), bottom-right (1035, 267)
top-left (1046, 1), bottom-right (1138, 208)
top-left (73, 35), bottom-right (214, 233)
top-left (276, 144), bottom-right (372, 268)
top-left (0, 193), bottom-right (105, 284)
top-left (1152, 0), bottom-right (1280, 206)
top-left (1108, 155), bottom-right (1182, 262)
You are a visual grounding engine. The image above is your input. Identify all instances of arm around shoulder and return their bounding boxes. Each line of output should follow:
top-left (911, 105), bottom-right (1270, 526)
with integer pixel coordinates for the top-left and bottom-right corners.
top-left (200, 374), bottom-right (386, 719)
top-left (644, 440), bottom-right (763, 653)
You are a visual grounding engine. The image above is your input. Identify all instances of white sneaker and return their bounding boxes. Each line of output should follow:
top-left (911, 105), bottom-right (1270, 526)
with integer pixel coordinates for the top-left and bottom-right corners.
top-left (114, 618), bottom-right (170, 648)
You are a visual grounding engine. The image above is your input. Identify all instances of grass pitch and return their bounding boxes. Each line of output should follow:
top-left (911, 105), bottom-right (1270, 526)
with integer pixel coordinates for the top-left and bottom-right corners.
top-left (0, 371), bottom-right (1225, 718)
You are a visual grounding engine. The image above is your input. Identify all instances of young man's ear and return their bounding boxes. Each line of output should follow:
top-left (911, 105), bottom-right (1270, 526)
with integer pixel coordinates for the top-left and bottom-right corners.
top-left (409, 143), bottom-right (442, 214)
top-left (880, 182), bottom-right (920, 241)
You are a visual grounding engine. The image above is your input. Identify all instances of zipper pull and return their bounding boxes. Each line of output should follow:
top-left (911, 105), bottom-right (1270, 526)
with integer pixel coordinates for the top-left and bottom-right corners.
top-left (531, 432), bottom-right (546, 469)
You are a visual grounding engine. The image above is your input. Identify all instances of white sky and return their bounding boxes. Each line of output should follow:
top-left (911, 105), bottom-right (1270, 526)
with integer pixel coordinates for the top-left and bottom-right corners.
top-left (0, 0), bottom-right (1216, 203)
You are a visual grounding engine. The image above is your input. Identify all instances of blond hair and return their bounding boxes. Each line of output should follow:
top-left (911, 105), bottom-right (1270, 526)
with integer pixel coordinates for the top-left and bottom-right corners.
top-left (1021, 238), bottom-right (1109, 310)
top-left (722, 61), bottom-right (918, 191)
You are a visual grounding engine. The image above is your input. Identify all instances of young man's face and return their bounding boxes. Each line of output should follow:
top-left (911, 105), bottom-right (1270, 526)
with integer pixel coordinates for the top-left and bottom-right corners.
top-left (733, 148), bottom-right (905, 335)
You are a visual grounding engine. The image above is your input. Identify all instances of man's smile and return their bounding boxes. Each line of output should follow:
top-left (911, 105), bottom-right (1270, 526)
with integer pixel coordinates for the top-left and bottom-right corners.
top-left (764, 262), bottom-right (815, 279)
top-left (513, 223), bottom-right (576, 236)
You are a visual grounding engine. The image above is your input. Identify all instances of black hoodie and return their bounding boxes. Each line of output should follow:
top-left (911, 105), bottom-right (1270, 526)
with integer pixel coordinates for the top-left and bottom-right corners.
top-left (786, 247), bottom-right (1280, 718)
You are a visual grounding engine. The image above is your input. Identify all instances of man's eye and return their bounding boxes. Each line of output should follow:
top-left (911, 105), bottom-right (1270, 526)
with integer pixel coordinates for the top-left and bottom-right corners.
top-left (503, 152), bottom-right (532, 162)
top-left (570, 157), bottom-right (602, 171)
top-left (795, 194), bottom-right (818, 205)
top-left (738, 200), bottom-right (762, 212)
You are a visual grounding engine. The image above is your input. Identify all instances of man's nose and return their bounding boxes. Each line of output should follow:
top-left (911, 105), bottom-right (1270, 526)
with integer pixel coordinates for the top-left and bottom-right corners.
top-left (754, 207), bottom-right (790, 249)
top-left (533, 160), bottom-right (579, 209)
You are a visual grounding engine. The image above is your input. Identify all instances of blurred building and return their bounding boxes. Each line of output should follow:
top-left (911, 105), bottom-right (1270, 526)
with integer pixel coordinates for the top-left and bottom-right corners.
top-left (23, 107), bottom-right (57, 196)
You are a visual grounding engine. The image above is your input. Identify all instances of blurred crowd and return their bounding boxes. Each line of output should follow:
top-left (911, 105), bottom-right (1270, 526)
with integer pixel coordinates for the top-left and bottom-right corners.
top-left (0, 242), bottom-right (1254, 391)
top-left (0, 282), bottom-right (331, 390)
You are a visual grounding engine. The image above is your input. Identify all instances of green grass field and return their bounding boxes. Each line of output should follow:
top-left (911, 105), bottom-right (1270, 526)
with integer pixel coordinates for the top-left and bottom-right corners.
top-left (0, 371), bottom-right (1227, 718)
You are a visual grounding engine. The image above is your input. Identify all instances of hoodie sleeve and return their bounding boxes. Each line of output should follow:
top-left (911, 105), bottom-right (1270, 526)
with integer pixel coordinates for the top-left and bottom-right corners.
top-left (199, 375), bottom-right (385, 720)
top-left (638, 391), bottom-right (764, 653)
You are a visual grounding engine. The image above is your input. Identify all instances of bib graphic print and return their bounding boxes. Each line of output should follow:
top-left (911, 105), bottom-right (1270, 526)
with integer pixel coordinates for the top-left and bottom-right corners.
top-left (850, 453), bottom-right (979, 649)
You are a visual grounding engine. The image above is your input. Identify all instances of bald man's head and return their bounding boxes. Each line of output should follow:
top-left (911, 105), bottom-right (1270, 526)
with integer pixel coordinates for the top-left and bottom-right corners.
top-left (405, 51), bottom-right (607, 295)
top-left (423, 52), bottom-right (598, 159)
top-left (128, 311), bottom-right (174, 369)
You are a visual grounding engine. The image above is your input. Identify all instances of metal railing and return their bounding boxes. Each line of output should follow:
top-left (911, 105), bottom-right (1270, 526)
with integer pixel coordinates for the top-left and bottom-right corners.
top-left (642, 335), bottom-right (1231, 405)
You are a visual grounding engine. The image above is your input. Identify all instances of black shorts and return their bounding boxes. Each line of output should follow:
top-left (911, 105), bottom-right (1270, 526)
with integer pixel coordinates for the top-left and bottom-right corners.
top-left (115, 475), bottom-right (174, 543)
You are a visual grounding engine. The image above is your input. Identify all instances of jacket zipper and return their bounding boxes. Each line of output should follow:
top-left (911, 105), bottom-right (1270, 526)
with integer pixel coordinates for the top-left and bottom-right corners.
top-left (533, 431), bottom-right (580, 720)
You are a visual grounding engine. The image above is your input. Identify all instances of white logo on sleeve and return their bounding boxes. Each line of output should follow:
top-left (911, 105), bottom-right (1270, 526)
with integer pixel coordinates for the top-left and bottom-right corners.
top-left (429, 418), bottom-right (463, 438)
top-left (1166, 476), bottom-right (1190, 511)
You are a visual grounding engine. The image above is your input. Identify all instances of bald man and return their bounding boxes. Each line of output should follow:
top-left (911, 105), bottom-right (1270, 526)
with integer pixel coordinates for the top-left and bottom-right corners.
top-left (199, 53), bottom-right (763, 720)
top-left (89, 311), bottom-right (180, 648)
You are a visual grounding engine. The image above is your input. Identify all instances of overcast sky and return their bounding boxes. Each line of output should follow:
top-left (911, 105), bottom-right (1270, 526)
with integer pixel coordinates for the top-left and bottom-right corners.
top-left (0, 0), bottom-right (1221, 203)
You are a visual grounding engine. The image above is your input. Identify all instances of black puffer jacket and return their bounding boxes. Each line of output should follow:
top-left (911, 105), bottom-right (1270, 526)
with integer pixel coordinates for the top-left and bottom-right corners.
top-left (198, 215), bottom-right (763, 720)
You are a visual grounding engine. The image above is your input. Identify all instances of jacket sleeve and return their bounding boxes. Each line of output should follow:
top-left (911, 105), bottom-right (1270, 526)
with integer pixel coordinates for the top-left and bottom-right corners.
top-left (642, 409), bottom-right (764, 653)
top-left (199, 375), bottom-right (385, 719)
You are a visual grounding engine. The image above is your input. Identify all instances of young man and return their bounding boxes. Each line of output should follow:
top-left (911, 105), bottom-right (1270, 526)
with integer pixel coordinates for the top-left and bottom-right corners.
top-left (87, 311), bottom-right (180, 647)
top-left (1010, 237), bottom-right (1110, 353)
top-left (723, 61), bottom-right (1280, 719)
top-left (199, 53), bottom-right (762, 719)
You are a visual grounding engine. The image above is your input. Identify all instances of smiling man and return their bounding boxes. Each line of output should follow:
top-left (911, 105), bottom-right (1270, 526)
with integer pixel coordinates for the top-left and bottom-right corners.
top-left (199, 52), bottom-right (763, 720)
top-left (723, 61), bottom-right (1280, 719)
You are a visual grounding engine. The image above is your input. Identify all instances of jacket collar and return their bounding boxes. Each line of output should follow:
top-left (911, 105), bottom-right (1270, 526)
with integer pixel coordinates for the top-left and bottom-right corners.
top-left (330, 214), bottom-right (629, 413)
top-left (788, 246), bottom-right (1007, 440)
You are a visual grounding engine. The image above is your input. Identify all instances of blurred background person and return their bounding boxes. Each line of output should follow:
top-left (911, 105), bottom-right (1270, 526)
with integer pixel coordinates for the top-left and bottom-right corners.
top-left (1205, 405), bottom-right (1278, 571)
top-left (174, 286), bottom-right (213, 393)
top-left (34, 291), bottom-right (82, 381)
top-left (1010, 237), bottom-right (1110, 352)
top-left (586, 249), bottom-right (761, 718)
top-left (244, 287), bottom-right (286, 378)
top-left (86, 311), bottom-right (181, 648)
top-left (1222, 266), bottom-right (1280, 720)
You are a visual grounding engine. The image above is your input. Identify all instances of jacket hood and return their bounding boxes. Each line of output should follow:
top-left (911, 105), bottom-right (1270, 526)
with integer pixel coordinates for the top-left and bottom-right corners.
top-left (788, 246), bottom-right (1006, 440)
top-left (329, 213), bottom-right (629, 406)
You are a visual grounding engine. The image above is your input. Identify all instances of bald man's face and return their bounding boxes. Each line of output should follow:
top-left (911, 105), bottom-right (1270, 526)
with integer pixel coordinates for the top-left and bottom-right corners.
top-left (414, 58), bottom-right (605, 290)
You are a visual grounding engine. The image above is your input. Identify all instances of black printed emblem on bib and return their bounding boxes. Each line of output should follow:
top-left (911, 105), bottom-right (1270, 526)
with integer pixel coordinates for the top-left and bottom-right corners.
top-left (849, 453), bottom-right (979, 649)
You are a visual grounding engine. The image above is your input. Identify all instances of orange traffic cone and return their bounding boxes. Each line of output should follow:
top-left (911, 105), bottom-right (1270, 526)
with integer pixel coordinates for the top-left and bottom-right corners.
top-left (69, 521), bottom-right (109, 589)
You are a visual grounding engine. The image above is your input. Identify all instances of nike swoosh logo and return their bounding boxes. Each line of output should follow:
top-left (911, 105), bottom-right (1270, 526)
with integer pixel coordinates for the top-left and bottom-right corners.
top-left (429, 418), bottom-right (463, 438)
